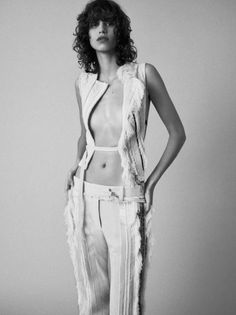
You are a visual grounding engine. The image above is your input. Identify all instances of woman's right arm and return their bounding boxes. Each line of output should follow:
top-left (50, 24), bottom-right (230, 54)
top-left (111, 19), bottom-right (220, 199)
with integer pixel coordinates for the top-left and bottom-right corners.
top-left (65, 76), bottom-right (86, 191)
top-left (71, 76), bottom-right (87, 169)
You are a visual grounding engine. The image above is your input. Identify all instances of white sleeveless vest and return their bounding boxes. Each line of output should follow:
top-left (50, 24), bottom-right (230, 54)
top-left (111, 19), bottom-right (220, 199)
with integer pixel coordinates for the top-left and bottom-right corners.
top-left (77, 61), bottom-right (150, 188)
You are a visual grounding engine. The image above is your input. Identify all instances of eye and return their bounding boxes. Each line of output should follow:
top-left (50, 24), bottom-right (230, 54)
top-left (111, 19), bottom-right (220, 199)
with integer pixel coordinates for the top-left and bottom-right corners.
top-left (89, 20), bottom-right (99, 28)
top-left (89, 19), bottom-right (114, 29)
top-left (105, 20), bottom-right (114, 26)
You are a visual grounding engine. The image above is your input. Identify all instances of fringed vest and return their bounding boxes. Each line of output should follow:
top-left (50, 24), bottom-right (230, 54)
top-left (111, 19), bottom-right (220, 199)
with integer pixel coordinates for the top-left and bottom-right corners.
top-left (77, 61), bottom-right (150, 188)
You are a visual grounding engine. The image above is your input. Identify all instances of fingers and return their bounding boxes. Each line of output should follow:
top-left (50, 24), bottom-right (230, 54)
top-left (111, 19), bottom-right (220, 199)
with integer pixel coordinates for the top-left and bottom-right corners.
top-left (64, 177), bottom-right (74, 193)
top-left (64, 184), bottom-right (70, 194)
top-left (144, 202), bottom-right (152, 215)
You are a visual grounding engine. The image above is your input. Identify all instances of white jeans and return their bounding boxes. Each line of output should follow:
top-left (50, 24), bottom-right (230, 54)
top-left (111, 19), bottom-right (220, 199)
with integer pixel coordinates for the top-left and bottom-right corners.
top-left (64, 176), bottom-right (155, 315)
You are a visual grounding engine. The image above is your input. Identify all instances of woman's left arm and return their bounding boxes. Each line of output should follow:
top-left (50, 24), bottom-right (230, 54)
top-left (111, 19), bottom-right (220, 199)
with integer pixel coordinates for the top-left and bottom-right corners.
top-left (144, 63), bottom-right (186, 212)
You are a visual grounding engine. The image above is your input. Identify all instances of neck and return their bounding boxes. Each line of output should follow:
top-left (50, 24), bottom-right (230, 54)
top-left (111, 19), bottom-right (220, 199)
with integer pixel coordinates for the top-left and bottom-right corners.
top-left (96, 53), bottom-right (120, 81)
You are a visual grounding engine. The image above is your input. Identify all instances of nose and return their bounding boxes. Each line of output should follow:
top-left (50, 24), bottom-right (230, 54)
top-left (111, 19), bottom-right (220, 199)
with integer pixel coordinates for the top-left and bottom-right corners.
top-left (98, 20), bottom-right (107, 33)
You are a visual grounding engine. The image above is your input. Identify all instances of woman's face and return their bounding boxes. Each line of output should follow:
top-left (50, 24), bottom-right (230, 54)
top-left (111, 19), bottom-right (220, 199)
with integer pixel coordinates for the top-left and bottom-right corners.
top-left (88, 19), bottom-right (117, 53)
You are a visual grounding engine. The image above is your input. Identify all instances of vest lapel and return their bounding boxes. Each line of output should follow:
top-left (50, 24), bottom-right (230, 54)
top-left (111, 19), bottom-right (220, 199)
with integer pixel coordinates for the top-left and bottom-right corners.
top-left (83, 76), bottom-right (109, 142)
top-left (82, 62), bottom-right (145, 128)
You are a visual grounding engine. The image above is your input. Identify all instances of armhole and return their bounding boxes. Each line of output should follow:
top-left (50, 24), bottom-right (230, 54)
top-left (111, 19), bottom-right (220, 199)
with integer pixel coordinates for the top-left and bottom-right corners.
top-left (138, 62), bottom-right (147, 95)
top-left (140, 63), bottom-right (148, 127)
top-left (144, 62), bottom-right (148, 101)
top-left (137, 62), bottom-right (145, 82)
top-left (144, 63), bottom-right (147, 89)
top-left (75, 73), bottom-right (86, 136)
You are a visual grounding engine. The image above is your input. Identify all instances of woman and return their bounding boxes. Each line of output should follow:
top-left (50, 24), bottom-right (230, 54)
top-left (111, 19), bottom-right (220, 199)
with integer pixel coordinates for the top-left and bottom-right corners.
top-left (64, 0), bottom-right (186, 314)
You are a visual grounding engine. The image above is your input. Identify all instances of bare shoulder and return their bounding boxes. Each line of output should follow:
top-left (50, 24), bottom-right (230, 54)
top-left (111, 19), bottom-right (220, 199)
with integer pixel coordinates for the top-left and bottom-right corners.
top-left (144, 62), bottom-right (169, 99)
top-left (145, 62), bottom-right (156, 75)
top-left (145, 63), bottom-right (164, 88)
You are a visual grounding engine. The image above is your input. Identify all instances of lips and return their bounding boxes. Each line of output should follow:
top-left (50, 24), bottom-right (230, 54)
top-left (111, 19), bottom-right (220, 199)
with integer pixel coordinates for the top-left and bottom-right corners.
top-left (97, 36), bottom-right (109, 41)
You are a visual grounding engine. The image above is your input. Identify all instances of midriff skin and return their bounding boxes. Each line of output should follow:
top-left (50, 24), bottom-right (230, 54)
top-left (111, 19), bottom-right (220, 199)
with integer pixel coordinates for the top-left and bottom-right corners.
top-left (75, 78), bottom-right (124, 186)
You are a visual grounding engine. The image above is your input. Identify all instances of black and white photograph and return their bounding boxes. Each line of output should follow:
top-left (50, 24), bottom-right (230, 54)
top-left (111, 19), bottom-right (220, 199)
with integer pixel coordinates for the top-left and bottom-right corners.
top-left (0, 0), bottom-right (235, 314)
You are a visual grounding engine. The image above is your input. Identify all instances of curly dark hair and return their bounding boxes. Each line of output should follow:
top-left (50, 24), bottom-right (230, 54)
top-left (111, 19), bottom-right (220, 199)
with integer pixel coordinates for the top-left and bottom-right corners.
top-left (72, 0), bottom-right (137, 73)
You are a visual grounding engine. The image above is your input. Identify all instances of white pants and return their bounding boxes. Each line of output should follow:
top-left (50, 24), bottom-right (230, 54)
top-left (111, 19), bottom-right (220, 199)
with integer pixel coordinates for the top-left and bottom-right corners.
top-left (64, 176), bottom-right (155, 315)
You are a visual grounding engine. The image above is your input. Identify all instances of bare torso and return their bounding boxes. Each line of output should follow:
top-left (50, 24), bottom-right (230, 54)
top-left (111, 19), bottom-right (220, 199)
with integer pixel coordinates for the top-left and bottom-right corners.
top-left (75, 78), bottom-right (124, 185)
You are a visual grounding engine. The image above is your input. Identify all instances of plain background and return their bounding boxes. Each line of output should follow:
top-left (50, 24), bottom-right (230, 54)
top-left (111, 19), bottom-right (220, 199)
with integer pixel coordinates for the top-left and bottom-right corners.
top-left (1, 0), bottom-right (236, 314)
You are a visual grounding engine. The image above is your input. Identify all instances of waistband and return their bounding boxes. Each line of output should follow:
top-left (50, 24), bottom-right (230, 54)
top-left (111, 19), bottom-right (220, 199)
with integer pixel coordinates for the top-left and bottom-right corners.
top-left (93, 145), bottom-right (119, 151)
top-left (73, 175), bottom-right (145, 202)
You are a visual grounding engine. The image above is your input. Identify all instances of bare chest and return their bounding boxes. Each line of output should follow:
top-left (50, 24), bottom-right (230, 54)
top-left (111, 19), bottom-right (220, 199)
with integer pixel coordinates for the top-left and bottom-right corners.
top-left (89, 79), bottom-right (124, 144)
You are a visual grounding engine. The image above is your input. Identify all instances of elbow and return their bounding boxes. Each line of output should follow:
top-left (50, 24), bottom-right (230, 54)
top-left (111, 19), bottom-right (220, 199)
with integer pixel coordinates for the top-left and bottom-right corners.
top-left (170, 126), bottom-right (187, 145)
top-left (179, 128), bottom-right (186, 145)
top-left (180, 128), bottom-right (187, 143)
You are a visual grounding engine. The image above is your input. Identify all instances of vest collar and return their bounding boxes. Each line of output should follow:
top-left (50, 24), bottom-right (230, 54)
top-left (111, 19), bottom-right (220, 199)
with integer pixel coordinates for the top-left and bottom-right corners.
top-left (83, 62), bottom-right (145, 118)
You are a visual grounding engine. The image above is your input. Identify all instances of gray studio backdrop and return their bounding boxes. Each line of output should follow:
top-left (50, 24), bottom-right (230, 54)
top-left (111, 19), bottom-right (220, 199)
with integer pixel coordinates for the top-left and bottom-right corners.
top-left (1, 0), bottom-right (236, 314)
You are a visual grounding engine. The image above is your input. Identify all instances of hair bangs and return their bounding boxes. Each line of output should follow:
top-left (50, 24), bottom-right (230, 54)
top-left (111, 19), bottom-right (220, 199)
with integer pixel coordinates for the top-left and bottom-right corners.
top-left (87, 2), bottom-right (117, 26)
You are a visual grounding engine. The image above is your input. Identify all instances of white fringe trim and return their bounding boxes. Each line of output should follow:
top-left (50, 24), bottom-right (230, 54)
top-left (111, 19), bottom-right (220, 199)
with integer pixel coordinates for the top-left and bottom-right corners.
top-left (132, 208), bottom-right (143, 315)
top-left (63, 189), bottom-right (91, 313)
top-left (145, 204), bottom-right (157, 264)
top-left (117, 62), bottom-right (146, 187)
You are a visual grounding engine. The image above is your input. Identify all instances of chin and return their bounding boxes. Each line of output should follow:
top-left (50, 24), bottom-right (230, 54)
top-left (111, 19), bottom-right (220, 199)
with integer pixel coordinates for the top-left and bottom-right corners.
top-left (94, 45), bottom-right (115, 53)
